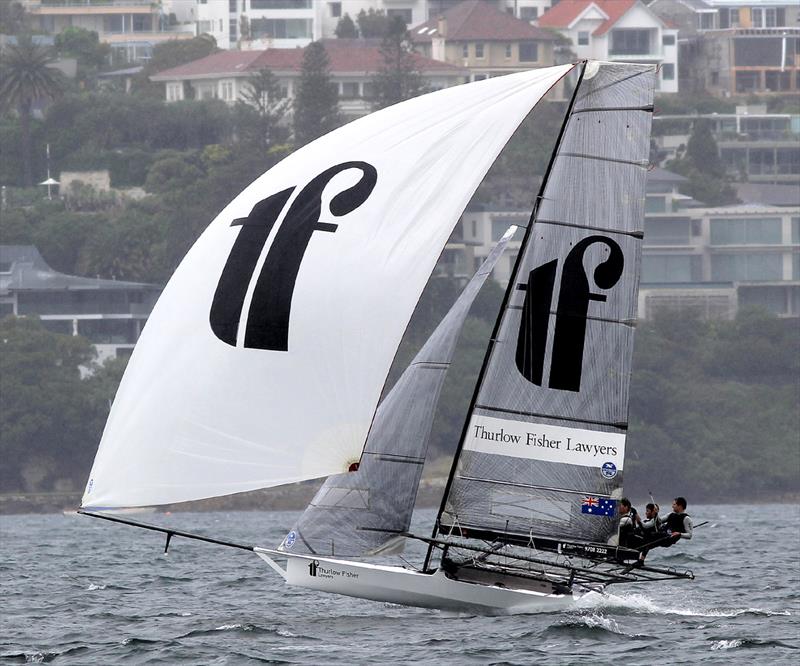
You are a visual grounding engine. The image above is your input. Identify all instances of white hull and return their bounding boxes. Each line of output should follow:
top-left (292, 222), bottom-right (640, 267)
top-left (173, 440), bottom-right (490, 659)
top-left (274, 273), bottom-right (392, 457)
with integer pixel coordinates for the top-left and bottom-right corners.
top-left (255, 548), bottom-right (575, 614)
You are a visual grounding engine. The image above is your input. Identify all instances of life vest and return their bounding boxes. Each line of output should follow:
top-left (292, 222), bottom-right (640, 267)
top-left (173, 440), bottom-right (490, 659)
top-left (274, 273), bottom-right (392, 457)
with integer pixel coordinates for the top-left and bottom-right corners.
top-left (665, 511), bottom-right (689, 533)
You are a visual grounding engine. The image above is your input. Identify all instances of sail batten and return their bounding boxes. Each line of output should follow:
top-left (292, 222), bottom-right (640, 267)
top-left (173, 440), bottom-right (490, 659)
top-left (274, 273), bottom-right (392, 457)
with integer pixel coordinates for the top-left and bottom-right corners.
top-left (437, 62), bottom-right (656, 546)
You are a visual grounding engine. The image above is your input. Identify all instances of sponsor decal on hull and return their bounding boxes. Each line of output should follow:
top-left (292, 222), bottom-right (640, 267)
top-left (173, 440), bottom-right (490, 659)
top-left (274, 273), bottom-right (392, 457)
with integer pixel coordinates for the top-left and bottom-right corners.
top-left (308, 559), bottom-right (360, 581)
top-left (464, 415), bottom-right (624, 471)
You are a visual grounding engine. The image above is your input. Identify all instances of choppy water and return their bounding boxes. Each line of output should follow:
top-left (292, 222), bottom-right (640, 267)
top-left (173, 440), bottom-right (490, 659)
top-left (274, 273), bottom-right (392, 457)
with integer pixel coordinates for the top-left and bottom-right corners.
top-left (2, 504), bottom-right (798, 664)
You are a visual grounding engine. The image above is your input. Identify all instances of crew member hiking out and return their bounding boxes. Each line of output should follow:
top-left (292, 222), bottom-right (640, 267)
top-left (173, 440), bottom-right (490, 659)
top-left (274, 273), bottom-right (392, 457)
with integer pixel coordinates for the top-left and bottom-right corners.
top-left (618, 498), bottom-right (642, 549)
top-left (645, 497), bottom-right (693, 559)
top-left (637, 502), bottom-right (662, 564)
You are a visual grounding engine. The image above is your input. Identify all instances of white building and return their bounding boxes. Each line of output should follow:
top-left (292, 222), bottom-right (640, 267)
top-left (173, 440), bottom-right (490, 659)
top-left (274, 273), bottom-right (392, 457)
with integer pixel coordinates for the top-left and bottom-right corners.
top-left (537, 0), bottom-right (679, 93)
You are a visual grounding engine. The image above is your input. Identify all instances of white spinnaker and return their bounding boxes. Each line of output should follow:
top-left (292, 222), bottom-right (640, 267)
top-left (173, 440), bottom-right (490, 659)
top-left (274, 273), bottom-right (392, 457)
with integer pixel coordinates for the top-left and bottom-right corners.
top-left (82, 65), bottom-right (573, 509)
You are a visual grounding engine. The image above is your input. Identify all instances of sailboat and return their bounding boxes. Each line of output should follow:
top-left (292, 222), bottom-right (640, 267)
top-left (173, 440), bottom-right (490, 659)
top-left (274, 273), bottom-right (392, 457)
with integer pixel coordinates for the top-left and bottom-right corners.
top-left (80, 61), bottom-right (693, 613)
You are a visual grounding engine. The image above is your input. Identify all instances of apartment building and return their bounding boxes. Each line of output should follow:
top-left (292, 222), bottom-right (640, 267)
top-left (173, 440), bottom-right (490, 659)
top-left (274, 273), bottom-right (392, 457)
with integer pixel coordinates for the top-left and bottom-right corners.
top-left (22, 0), bottom-right (195, 64)
top-left (650, 0), bottom-right (799, 95)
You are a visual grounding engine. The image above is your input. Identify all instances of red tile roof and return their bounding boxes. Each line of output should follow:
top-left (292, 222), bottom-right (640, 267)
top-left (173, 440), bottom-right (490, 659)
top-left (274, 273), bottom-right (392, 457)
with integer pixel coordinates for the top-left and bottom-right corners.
top-left (538, 0), bottom-right (638, 36)
top-left (410, 0), bottom-right (555, 43)
top-left (151, 40), bottom-right (464, 80)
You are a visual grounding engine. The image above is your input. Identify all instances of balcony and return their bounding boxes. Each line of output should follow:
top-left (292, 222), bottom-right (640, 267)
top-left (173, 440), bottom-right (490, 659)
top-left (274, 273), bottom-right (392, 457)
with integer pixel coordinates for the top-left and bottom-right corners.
top-left (31, 1), bottom-right (155, 15)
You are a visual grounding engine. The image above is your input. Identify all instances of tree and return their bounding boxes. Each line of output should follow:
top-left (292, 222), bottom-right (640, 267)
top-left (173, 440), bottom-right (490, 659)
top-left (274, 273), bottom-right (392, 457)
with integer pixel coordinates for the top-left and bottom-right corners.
top-left (666, 120), bottom-right (737, 206)
top-left (293, 41), bottom-right (340, 146)
top-left (356, 8), bottom-right (404, 38)
top-left (55, 27), bottom-right (111, 88)
top-left (335, 13), bottom-right (358, 39)
top-left (0, 1), bottom-right (28, 34)
top-left (0, 317), bottom-right (98, 492)
top-left (686, 120), bottom-right (724, 177)
top-left (238, 68), bottom-right (290, 149)
top-left (372, 30), bottom-right (426, 110)
top-left (0, 35), bottom-right (64, 186)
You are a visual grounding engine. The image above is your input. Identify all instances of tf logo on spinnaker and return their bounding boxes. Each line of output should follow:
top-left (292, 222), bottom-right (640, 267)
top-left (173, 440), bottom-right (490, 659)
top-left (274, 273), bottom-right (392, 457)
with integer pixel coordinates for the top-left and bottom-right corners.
top-left (210, 162), bottom-right (378, 351)
top-left (515, 235), bottom-right (624, 392)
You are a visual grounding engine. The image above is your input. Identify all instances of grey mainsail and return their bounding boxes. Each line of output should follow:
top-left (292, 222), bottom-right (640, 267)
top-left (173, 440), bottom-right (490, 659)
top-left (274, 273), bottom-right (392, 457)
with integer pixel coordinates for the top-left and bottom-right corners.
top-left (280, 227), bottom-right (518, 557)
top-left (437, 63), bottom-right (656, 546)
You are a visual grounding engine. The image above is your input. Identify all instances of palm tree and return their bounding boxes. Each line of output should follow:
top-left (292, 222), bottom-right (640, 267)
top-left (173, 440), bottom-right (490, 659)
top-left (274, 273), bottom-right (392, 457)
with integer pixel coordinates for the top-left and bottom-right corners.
top-left (0, 35), bottom-right (64, 186)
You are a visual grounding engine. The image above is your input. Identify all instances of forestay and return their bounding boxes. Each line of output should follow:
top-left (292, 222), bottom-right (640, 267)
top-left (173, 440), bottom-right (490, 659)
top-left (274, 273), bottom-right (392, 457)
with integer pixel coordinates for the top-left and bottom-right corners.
top-left (282, 227), bottom-right (517, 557)
top-left (439, 63), bottom-right (656, 546)
top-left (82, 65), bottom-right (573, 510)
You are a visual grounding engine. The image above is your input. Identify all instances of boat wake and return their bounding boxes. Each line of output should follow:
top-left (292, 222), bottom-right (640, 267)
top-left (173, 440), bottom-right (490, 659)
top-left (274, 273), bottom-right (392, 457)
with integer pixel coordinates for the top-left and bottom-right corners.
top-left (577, 590), bottom-right (791, 618)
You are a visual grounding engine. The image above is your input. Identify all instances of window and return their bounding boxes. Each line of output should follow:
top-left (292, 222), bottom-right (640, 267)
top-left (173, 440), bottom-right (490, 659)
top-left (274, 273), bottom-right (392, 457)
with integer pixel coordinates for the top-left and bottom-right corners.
top-left (229, 18), bottom-right (237, 42)
top-left (462, 44), bottom-right (469, 58)
top-left (475, 43), bottom-right (484, 59)
top-left (132, 15), bottom-right (151, 32)
top-left (711, 71), bottom-right (719, 86)
top-left (492, 218), bottom-right (516, 240)
top-left (710, 218), bottom-right (782, 245)
top-left (578, 31), bottom-right (589, 46)
top-left (662, 34), bottom-right (675, 46)
top-left (505, 44), bottom-right (512, 58)
top-left (752, 8), bottom-right (762, 27)
top-left (662, 63), bottom-right (675, 81)
top-left (362, 82), bottom-right (375, 99)
top-left (699, 12), bottom-right (714, 30)
top-left (792, 217), bottom-right (799, 244)
top-left (250, 0), bottom-right (312, 8)
top-left (250, 18), bottom-right (312, 39)
top-left (221, 81), bottom-right (234, 101)
top-left (711, 253), bottom-right (782, 282)
top-left (641, 255), bottom-right (694, 283)
top-left (104, 15), bottom-right (123, 32)
top-left (340, 82), bottom-right (359, 98)
top-left (765, 8), bottom-right (777, 27)
top-left (471, 219), bottom-right (478, 237)
top-left (166, 82), bottom-right (182, 102)
top-left (731, 9), bottom-right (739, 26)
top-left (644, 217), bottom-right (691, 245)
top-left (329, 2), bottom-right (341, 18)
top-left (229, 0), bottom-right (237, 12)
top-left (765, 71), bottom-right (790, 92)
top-left (610, 29), bottom-right (650, 55)
top-left (519, 41), bottom-right (538, 62)
top-left (645, 196), bottom-right (667, 214)
top-left (735, 71), bottom-right (760, 93)
top-left (520, 7), bottom-right (538, 20)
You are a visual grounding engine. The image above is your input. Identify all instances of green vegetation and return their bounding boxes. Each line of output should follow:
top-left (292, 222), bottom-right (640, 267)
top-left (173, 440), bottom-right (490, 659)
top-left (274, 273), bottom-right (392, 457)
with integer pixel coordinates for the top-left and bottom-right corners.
top-left (293, 41), bottom-right (340, 146)
top-left (0, 35), bottom-right (65, 186)
top-left (626, 308), bottom-right (799, 502)
top-left (371, 30), bottom-right (426, 110)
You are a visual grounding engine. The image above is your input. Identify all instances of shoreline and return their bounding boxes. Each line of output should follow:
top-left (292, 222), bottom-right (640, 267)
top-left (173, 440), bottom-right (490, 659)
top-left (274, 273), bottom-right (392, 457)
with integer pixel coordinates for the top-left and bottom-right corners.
top-left (1, 482), bottom-right (798, 516)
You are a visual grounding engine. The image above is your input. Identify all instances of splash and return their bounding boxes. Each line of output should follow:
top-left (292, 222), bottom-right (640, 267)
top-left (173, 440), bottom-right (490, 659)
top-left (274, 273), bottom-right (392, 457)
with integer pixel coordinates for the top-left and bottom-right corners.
top-left (577, 590), bottom-right (791, 618)
top-left (86, 583), bottom-right (106, 591)
top-left (711, 639), bottom-right (743, 650)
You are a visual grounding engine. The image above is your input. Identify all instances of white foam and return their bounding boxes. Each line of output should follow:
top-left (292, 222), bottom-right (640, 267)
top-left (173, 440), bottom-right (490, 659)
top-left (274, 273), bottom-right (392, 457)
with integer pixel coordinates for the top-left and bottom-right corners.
top-left (576, 590), bottom-right (790, 618)
top-left (711, 639), bottom-right (743, 650)
top-left (86, 583), bottom-right (106, 591)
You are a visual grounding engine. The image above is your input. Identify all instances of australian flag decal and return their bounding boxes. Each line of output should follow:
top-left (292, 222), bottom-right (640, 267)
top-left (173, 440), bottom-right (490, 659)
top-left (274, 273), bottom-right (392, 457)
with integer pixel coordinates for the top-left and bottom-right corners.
top-left (581, 496), bottom-right (617, 517)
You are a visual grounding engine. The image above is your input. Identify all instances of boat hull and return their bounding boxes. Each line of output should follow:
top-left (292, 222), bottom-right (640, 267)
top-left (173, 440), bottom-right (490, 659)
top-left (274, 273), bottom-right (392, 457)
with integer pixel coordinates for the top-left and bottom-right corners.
top-left (255, 549), bottom-right (574, 614)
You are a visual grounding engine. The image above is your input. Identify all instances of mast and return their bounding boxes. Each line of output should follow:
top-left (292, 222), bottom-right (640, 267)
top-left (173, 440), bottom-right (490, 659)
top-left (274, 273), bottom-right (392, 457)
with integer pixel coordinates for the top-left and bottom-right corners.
top-left (425, 62), bottom-right (589, 568)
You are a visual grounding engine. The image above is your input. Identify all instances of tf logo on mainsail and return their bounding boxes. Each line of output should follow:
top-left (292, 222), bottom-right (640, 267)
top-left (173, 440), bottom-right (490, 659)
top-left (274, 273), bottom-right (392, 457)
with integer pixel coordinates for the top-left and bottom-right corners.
top-left (210, 161), bottom-right (378, 351)
top-left (515, 235), bottom-right (624, 392)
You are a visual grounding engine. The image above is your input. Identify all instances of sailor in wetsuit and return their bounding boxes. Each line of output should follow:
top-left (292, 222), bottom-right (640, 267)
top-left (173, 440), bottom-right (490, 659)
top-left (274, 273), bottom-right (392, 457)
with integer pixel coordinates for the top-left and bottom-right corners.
top-left (661, 496), bottom-right (693, 546)
top-left (618, 498), bottom-right (643, 549)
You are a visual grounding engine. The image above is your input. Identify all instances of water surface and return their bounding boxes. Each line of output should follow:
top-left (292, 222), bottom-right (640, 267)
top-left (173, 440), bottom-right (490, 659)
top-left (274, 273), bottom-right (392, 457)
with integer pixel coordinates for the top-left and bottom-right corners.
top-left (2, 504), bottom-right (798, 664)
